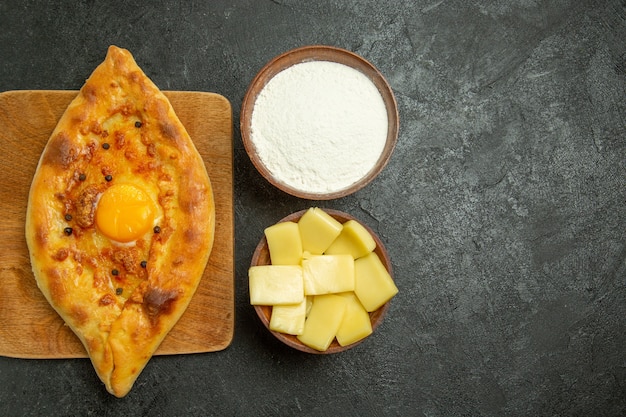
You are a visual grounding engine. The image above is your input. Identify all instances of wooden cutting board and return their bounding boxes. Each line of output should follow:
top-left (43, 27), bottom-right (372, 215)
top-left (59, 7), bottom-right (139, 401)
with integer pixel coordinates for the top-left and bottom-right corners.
top-left (0, 90), bottom-right (234, 358)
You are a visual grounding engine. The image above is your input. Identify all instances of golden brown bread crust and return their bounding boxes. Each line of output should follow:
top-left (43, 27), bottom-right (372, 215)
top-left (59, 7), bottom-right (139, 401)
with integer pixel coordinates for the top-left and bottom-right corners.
top-left (25, 46), bottom-right (215, 397)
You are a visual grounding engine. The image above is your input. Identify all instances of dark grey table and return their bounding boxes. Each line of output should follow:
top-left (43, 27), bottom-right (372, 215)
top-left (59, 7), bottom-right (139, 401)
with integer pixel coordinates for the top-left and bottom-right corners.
top-left (1, 1), bottom-right (625, 416)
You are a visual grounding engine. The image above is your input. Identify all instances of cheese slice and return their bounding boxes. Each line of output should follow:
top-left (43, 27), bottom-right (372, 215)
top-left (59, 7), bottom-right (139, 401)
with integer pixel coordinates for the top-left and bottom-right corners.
top-left (324, 219), bottom-right (376, 259)
top-left (336, 292), bottom-right (373, 346)
top-left (264, 221), bottom-right (303, 265)
top-left (302, 254), bottom-right (354, 295)
top-left (298, 207), bottom-right (343, 254)
top-left (249, 265), bottom-right (304, 305)
top-left (269, 297), bottom-right (308, 335)
top-left (354, 252), bottom-right (398, 311)
top-left (297, 294), bottom-right (348, 351)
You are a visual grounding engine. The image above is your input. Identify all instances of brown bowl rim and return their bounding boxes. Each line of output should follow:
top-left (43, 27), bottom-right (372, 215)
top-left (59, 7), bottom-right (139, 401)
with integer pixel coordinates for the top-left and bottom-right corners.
top-left (250, 208), bottom-right (394, 354)
top-left (241, 45), bottom-right (399, 200)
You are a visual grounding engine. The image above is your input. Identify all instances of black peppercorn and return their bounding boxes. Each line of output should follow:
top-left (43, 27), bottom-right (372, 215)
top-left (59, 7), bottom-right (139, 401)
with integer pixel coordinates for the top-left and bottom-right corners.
top-left (135, 121), bottom-right (142, 128)
top-left (140, 260), bottom-right (147, 268)
top-left (63, 227), bottom-right (73, 236)
top-left (102, 143), bottom-right (110, 150)
top-left (64, 214), bottom-right (72, 221)
top-left (78, 173), bottom-right (87, 181)
top-left (115, 287), bottom-right (123, 295)
top-left (153, 226), bottom-right (161, 234)
top-left (105, 174), bottom-right (113, 182)
top-left (111, 269), bottom-right (119, 276)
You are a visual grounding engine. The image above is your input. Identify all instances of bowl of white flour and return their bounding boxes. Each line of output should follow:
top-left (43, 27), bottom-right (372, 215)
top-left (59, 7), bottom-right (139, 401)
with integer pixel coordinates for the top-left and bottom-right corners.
top-left (241, 45), bottom-right (398, 200)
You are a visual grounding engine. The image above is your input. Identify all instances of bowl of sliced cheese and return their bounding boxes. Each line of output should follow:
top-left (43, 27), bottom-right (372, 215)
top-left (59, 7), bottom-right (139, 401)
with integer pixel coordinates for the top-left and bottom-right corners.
top-left (249, 208), bottom-right (398, 354)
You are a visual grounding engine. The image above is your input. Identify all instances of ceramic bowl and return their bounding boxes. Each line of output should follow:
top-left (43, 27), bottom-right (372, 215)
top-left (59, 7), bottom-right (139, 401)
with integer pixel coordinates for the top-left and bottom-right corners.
top-left (250, 209), bottom-right (394, 354)
top-left (241, 45), bottom-right (399, 200)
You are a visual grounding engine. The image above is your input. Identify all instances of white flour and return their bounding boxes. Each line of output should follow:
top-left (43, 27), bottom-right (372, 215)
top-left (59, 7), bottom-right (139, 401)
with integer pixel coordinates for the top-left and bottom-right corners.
top-left (250, 60), bottom-right (388, 194)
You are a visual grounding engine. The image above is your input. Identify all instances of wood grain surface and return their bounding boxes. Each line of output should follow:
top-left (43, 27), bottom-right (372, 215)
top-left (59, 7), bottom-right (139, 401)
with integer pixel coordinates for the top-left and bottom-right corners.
top-left (0, 90), bottom-right (234, 359)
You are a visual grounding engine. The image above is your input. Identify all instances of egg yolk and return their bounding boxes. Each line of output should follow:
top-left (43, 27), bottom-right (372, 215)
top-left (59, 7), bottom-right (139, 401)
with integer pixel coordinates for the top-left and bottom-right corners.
top-left (95, 183), bottom-right (158, 243)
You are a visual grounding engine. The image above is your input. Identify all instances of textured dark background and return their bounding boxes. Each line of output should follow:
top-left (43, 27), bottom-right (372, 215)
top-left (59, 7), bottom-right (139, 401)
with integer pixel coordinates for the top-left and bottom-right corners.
top-left (1, 1), bottom-right (625, 416)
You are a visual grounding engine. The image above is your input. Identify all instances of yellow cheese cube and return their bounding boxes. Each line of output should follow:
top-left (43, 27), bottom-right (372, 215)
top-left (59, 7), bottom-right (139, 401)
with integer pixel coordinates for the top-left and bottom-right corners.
top-left (354, 252), bottom-right (398, 311)
top-left (336, 292), bottom-right (373, 346)
top-left (298, 207), bottom-right (343, 254)
top-left (297, 294), bottom-right (347, 351)
top-left (269, 297), bottom-right (307, 335)
top-left (249, 265), bottom-right (304, 305)
top-left (302, 254), bottom-right (355, 295)
top-left (264, 221), bottom-right (302, 265)
top-left (324, 219), bottom-right (376, 259)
